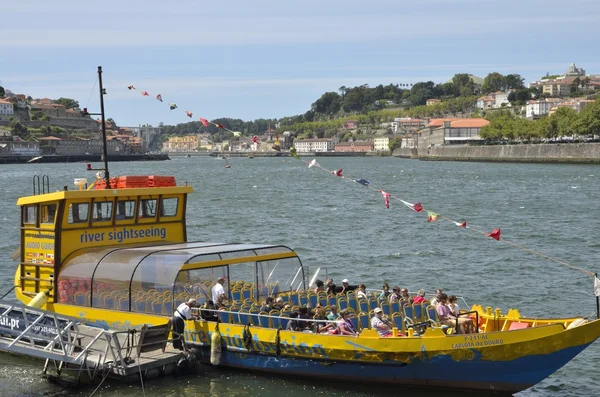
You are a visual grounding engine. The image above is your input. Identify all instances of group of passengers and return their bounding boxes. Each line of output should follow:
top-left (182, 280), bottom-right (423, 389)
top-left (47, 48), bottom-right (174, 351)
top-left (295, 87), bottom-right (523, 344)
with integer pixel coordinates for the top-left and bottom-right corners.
top-left (190, 277), bottom-right (475, 336)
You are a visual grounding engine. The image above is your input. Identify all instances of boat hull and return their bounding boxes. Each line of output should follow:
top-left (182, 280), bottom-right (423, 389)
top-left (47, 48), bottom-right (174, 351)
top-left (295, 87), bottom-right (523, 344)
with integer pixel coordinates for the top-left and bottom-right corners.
top-left (193, 341), bottom-right (591, 393)
top-left (31, 301), bottom-right (600, 393)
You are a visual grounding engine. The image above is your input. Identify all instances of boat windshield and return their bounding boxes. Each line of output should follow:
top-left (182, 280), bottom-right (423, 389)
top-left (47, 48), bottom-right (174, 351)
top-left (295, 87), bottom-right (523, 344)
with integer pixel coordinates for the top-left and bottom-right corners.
top-left (56, 242), bottom-right (302, 316)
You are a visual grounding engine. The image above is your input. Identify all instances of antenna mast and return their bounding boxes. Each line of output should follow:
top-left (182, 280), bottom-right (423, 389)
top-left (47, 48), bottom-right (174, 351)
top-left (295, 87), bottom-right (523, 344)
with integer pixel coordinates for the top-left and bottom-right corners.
top-left (97, 66), bottom-right (110, 185)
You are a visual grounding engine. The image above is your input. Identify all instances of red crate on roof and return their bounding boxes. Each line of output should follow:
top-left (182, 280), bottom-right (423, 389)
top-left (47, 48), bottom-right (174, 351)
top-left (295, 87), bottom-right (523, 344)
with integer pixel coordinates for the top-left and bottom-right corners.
top-left (116, 176), bottom-right (149, 188)
top-left (147, 175), bottom-right (176, 187)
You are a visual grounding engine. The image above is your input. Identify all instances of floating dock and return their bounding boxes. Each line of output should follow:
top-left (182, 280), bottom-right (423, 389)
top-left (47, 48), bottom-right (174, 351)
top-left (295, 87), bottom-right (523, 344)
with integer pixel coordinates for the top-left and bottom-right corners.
top-left (0, 301), bottom-right (186, 384)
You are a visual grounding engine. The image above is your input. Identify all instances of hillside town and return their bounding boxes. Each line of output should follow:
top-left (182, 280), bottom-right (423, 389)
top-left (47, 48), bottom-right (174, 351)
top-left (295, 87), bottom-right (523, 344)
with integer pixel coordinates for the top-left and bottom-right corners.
top-left (160, 63), bottom-right (600, 155)
top-left (1, 63), bottom-right (599, 159)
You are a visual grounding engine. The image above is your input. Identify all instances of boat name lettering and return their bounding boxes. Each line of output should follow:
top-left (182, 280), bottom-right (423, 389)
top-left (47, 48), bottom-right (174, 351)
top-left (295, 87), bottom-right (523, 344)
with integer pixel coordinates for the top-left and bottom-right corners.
top-left (452, 338), bottom-right (504, 349)
top-left (0, 315), bottom-right (19, 330)
top-left (79, 227), bottom-right (167, 244)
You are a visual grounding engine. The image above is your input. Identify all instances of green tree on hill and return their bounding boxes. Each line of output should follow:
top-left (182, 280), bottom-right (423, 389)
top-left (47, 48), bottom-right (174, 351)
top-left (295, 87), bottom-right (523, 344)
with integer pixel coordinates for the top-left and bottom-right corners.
top-left (52, 97), bottom-right (80, 109)
top-left (0, 86), bottom-right (5, 98)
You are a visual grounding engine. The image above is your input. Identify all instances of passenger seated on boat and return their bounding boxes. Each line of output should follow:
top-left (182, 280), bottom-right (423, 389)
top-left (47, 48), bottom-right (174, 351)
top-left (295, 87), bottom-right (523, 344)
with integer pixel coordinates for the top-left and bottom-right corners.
top-left (286, 312), bottom-right (300, 331)
top-left (325, 278), bottom-right (336, 295)
top-left (388, 286), bottom-right (400, 303)
top-left (327, 305), bottom-right (339, 321)
top-left (430, 289), bottom-right (443, 307)
top-left (314, 279), bottom-right (325, 294)
top-left (337, 310), bottom-right (357, 336)
top-left (211, 276), bottom-right (226, 303)
top-left (337, 279), bottom-right (357, 293)
top-left (216, 294), bottom-right (230, 309)
top-left (447, 295), bottom-right (474, 334)
top-left (413, 289), bottom-right (427, 304)
top-left (356, 284), bottom-right (367, 299)
top-left (297, 306), bottom-right (312, 331)
top-left (260, 297), bottom-right (275, 312)
top-left (380, 283), bottom-right (390, 300)
top-left (400, 288), bottom-right (413, 304)
top-left (200, 300), bottom-right (218, 322)
top-left (313, 306), bottom-right (335, 333)
top-left (436, 293), bottom-right (464, 333)
top-left (273, 297), bottom-right (284, 310)
top-left (371, 308), bottom-right (393, 337)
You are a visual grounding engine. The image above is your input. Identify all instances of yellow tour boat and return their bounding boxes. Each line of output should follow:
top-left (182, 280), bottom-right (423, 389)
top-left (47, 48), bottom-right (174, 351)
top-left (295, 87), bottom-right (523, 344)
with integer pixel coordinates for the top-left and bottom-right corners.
top-left (7, 66), bottom-right (600, 394)
top-left (8, 171), bottom-right (600, 394)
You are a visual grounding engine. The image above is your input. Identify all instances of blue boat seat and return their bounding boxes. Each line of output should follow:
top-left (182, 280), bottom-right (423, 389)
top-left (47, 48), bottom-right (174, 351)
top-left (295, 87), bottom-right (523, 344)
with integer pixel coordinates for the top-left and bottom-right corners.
top-left (358, 312), bottom-right (369, 330)
top-left (258, 312), bottom-right (270, 328)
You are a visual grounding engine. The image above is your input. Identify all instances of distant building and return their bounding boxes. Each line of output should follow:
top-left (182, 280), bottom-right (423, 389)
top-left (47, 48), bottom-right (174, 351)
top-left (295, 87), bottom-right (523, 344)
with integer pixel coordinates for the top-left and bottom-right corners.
top-left (525, 98), bottom-right (564, 118)
top-left (426, 99), bottom-right (441, 106)
top-left (294, 138), bottom-right (336, 153)
top-left (334, 141), bottom-right (374, 152)
top-left (38, 136), bottom-right (125, 155)
top-left (476, 96), bottom-right (496, 110)
top-left (162, 135), bottom-right (199, 152)
top-left (392, 118), bottom-right (425, 134)
top-left (418, 118), bottom-right (489, 147)
top-left (565, 63), bottom-right (585, 77)
top-left (342, 120), bottom-right (359, 130)
top-left (0, 99), bottom-right (14, 118)
top-left (373, 136), bottom-right (391, 151)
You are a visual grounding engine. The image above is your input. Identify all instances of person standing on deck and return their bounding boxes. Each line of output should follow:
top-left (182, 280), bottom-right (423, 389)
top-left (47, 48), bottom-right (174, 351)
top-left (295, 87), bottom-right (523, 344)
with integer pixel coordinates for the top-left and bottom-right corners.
top-left (211, 276), bottom-right (226, 303)
top-left (172, 298), bottom-right (197, 350)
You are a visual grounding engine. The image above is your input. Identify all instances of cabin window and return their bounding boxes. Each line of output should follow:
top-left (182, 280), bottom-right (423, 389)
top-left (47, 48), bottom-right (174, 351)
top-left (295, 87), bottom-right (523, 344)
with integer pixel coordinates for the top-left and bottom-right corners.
top-left (92, 201), bottom-right (113, 222)
top-left (228, 261), bottom-right (257, 300)
top-left (116, 200), bottom-right (136, 220)
top-left (175, 262), bottom-right (226, 306)
top-left (23, 205), bottom-right (37, 225)
top-left (257, 257), bottom-right (303, 300)
top-left (41, 204), bottom-right (57, 224)
top-left (160, 198), bottom-right (178, 217)
top-left (138, 198), bottom-right (157, 218)
top-left (68, 202), bottom-right (90, 223)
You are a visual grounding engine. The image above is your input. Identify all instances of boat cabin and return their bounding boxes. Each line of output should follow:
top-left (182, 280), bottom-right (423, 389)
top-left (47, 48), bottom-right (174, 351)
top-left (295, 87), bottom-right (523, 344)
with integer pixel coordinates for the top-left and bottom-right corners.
top-left (15, 175), bottom-right (191, 304)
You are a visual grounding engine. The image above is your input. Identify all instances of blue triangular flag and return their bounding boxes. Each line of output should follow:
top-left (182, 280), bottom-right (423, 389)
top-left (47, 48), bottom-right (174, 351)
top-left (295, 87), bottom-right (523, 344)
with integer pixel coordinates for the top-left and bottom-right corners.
top-left (355, 178), bottom-right (370, 186)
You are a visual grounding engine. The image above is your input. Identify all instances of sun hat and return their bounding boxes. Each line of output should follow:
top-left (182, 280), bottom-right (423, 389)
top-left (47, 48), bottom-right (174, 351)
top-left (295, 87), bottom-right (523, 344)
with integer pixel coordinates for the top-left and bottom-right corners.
top-left (342, 279), bottom-right (349, 283)
top-left (374, 308), bottom-right (383, 314)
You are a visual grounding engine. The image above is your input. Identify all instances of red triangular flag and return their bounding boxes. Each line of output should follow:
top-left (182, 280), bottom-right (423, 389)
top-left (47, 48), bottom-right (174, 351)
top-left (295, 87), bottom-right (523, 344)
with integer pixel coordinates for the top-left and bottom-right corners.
top-left (200, 118), bottom-right (209, 127)
top-left (413, 202), bottom-right (423, 212)
top-left (332, 169), bottom-right (343, 177)
top-left (486, 228), bottom-right (501, 241)
top-left (141, 91), bottom-right (149, 96)
top-left (455, 221), bottom-right (467, 228)
top-left (215, 123), bottom-right (225, 129)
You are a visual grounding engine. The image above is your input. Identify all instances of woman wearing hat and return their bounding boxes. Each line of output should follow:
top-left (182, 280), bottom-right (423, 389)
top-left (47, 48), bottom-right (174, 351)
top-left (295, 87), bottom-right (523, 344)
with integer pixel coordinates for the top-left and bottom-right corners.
top-left (336, 310), bottom-right (357, 336)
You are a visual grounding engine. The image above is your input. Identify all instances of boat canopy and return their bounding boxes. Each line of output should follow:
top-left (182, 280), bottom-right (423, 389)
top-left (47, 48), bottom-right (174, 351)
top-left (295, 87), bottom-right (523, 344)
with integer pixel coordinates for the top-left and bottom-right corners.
top-left (56, 241), bottom-right (303, 315)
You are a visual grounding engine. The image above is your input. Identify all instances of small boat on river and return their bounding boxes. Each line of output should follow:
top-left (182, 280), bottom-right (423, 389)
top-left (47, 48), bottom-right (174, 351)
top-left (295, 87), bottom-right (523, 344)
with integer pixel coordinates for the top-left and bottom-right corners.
top-left (6, 68), bottom-right (600, 394)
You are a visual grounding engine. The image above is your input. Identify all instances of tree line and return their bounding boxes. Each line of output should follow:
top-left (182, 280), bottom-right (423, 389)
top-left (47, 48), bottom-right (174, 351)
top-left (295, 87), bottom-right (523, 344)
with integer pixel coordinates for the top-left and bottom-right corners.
top-left (479, 99), bottom-right (600, 141)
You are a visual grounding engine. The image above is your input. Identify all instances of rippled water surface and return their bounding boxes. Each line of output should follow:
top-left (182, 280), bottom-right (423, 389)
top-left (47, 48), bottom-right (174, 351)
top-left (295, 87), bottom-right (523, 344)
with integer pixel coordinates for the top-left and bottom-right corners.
top-left (0, 157), bottom-right (599, 397)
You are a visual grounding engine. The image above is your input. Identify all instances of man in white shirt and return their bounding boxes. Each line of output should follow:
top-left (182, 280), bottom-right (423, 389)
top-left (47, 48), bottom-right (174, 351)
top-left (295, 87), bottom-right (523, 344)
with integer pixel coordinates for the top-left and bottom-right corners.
top-left (172, 298), bottom-right (197, 350)
top-left (211, 277), bottom-right (226, 303)
top-left (370, 308), bottom-right (393, 337)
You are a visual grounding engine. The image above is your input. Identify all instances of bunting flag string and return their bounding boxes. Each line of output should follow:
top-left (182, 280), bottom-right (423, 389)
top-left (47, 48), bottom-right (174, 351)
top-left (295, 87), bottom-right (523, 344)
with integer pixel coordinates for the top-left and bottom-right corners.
top-left (128, 85), bottom-right (246, 138)
top-left (294, 156), bottom-right (595, 277)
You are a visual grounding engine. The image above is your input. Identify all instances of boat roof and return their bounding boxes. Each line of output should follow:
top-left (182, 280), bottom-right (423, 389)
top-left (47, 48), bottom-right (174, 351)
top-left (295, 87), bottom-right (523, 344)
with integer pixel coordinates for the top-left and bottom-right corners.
top-left (17, 185), bottom-right (194, 206)
top-left (59, 241), bottom-right (298, 291)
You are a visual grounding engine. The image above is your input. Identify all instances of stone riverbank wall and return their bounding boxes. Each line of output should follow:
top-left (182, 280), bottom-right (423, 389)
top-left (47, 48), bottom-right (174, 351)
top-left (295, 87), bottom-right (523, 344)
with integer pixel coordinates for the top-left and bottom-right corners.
top-left (393, 143), bottom-right (600, 164)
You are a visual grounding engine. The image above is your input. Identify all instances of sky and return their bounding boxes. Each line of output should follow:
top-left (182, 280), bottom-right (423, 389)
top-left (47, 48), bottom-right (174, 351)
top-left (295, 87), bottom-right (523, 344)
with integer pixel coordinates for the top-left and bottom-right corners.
top-left (2, 0), bottom-right (600, 127)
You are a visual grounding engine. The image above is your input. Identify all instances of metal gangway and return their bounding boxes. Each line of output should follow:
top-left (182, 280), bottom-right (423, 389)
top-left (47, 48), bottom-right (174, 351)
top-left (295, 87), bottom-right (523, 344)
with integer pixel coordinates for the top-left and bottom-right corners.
top-left (0, 300), bottom-right (182, 384)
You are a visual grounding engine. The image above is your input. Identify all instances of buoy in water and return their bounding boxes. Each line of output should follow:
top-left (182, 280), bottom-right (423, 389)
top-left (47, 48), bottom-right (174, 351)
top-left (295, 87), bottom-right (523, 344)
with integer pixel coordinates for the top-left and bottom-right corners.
top-left (210, 326), bottom-right (223, 365)
top-left (27, 289), bottom-right (51, 308)
top-left (225, 165), bottom-right (231, 168)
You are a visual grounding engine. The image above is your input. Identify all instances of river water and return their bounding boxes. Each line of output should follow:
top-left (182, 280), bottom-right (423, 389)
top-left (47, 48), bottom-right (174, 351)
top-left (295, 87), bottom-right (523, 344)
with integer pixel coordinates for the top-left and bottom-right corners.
top-left (0, 157), bottom-right (598, 397)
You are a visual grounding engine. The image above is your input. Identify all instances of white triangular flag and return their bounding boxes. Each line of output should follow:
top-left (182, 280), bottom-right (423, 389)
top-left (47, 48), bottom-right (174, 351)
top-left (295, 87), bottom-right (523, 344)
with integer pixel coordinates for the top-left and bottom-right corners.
top-left (308, 159), bottom-right (319, 168)
top-left (594, 276), bottom-right (600, 297)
